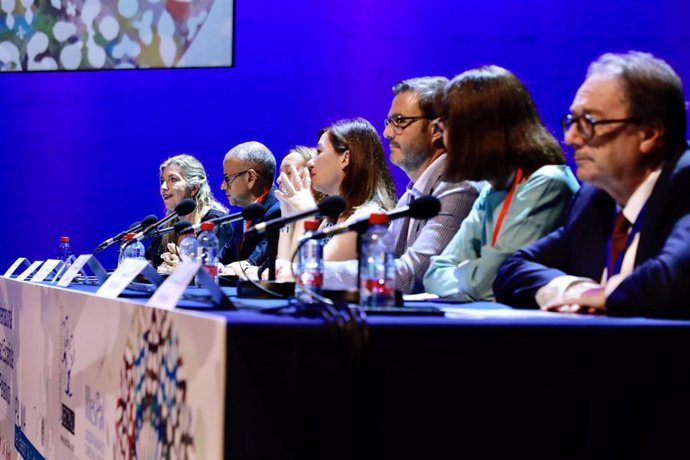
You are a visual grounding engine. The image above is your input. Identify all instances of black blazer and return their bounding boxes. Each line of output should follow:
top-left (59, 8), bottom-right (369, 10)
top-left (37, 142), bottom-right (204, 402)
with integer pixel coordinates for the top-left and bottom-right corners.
top-left (219, 188), bottom-right (281, 266)
top-left (494, 146), bottom-right (690, 318)
top-left (147, 208), bottom-right (234, 268)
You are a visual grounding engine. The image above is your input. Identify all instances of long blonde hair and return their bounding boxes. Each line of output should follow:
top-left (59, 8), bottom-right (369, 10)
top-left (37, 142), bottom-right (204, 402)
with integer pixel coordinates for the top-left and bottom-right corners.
top-left (159, 154), bottom-right (227, 243)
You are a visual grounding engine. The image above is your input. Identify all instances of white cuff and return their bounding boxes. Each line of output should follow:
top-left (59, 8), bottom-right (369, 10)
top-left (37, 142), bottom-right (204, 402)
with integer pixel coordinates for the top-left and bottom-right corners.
top-left (535, 276), bottom-right (593, 308)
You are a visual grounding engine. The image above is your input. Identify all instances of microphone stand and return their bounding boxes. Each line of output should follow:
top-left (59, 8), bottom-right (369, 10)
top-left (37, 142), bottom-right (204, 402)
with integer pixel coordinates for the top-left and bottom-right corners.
top-left (266, 228), bottom-right (279, 281)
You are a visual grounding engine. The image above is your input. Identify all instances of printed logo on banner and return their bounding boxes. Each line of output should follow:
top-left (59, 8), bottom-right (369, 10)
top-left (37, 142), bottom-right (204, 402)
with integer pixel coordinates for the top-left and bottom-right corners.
top-left (0, 300), bottom-right (12, 330)
top-left (0, 337), bottom-right (14, 411)
top-left (85, 386), bottom-right (104, 431)
top-left (115, 309), bottom-right (194, 458)
top-left (85, 385), bottom-right (106, 460)
top-left (59, 314), bottom-right (77, 448)
top-left (60, 315), bottom-right (76, 398)
top-left (61, 403), bottom-right (75, 434)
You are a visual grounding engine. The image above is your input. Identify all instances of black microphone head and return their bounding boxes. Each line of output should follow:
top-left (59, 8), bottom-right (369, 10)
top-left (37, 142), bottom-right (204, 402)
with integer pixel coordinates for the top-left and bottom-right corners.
top-left (317, 195), bottom-right (346, 217)
top-left (141, 214), bottom-right (159, 228)
top-left (409, 195), bottom-right (441, 219)
top-left (174, 220), bottom-right (193, 235)
top-left (175, 198), bottom-right (196, 216)
top-left (128, 220), bottom-right (141, 230)
top-left (242, 203), bottom-right (266, 221)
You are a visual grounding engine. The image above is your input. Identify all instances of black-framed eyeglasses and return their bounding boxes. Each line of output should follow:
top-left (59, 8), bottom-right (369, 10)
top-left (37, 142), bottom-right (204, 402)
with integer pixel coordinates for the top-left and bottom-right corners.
top-left (223, 170), bottom-right (250, 186)
top-left (560, 113), bottom-right (640, 140)
top-left (384, 114), bottom-right (434, 134)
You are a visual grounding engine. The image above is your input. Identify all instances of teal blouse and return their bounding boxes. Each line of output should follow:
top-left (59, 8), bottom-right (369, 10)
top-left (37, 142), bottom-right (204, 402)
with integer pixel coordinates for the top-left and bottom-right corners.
top-left (423, 165), bottom-right (580, 301)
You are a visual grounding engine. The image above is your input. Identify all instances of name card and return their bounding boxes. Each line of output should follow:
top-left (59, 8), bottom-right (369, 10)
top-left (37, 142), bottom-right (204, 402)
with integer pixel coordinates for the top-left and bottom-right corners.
top-left (31, 259), bottom-right (62, 282)
top-left (96, 259), bottom-right (151, 299)
top-left (3, 258), bottom-right (30, 278)
top-left (56, 254), bottom-right (107, 287)
top-left (147, 261), bottom-right (202, 310)
top-left (16, 261), bottom-right (44, 281)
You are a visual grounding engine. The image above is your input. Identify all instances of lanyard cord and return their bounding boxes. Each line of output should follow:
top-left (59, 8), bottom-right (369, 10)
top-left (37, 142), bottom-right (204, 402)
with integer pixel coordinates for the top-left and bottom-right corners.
top-left (491, 168), bottom-right (523, 247)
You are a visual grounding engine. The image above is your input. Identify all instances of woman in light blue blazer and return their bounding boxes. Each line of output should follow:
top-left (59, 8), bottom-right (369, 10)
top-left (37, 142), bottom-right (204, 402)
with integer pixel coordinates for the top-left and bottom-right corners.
top-left (423, 66), bottom-right (579, 301)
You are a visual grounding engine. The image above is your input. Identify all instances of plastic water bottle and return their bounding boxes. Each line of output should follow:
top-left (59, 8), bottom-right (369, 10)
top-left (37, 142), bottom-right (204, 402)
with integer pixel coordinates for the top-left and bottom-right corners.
top-left (197, 222), bottom-right (219, 284)
top-left (58, 236), bottom-right (73, 267)
top-left (119, 233), bottom-right (145, 265)
top-left (179, 234), bottom-right (199, 262)
top-left (359, 213), bottom-right (396, 307)
top-left (295, 219), bottom-right (324, 305)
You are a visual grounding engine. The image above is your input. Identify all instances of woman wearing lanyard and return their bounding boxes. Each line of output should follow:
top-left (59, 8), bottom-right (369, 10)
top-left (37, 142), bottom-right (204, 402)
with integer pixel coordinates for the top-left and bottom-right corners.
top-left (423, 66), bottom-right (580, 301)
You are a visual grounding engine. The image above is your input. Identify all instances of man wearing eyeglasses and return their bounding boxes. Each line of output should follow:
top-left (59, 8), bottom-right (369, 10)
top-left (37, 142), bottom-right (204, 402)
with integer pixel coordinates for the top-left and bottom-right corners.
top-left (324, 76), bottom-right (480, 294)
top-left (219, 141), bottom-right (281, 271)
top-left (494, 51), bottom-right (690, 319)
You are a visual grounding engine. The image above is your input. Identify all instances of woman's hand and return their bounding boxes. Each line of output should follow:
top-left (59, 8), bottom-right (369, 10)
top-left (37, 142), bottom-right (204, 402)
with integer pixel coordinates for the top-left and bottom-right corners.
top-left (224, 261), bottom-right (260, 280)
top-left (158, 243), bottom-right (180, 274)
top-left (275, 166), bottom-right (316, 213)
top-left (274, 259), bottom-right (296, 281)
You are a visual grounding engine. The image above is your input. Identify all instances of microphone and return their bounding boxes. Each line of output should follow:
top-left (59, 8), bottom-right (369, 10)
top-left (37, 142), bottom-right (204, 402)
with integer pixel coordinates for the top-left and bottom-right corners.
top-left (93, 214), bottom-right (158, 253)
top-left (246, 195), bottom-right (346, 235)
top-left (157, 203), bottom-right (267, 237)
top-left (190, 203), bottom-right (266, 234)
top-left (129, 198), bottom-right (196, 242)
top-left (309, 194), bottom-right (441, 240)
top-left (149, 219), bottom-right (194, 238)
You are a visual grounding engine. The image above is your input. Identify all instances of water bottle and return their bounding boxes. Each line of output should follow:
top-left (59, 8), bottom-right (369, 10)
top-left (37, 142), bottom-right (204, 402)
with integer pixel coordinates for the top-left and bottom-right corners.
top-left (179, 234), bottom-right (199, 262)
top-left (359, 213), bottom-right (396, 307)
top-left (119, 233), bottom-right (145, 265)
top-left (295, 219), bottom-right (324, 305)
top-left (58, 236), bottom-right (73, 267)
top-left (196, 222), bottom-right (219, 284)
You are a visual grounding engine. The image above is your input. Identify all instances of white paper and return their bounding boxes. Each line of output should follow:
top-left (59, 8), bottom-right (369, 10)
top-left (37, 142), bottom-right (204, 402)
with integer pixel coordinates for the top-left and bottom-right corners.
top-left (147, 261), bottom-right (202, 310)
top-left (31, 259), bottom-right (62, 282)
top-left (96, 258), bottom-right (150, 299)
top-left (16, 261), bottom-right (44, 281)
top-left (57, 254), bottom-right (92, 287)
top-left (3, 257), bottom-right (29, 277)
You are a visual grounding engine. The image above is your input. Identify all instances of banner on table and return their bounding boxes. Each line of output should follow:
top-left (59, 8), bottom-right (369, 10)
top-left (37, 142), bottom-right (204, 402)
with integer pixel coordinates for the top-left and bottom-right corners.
top-left (0, 278), bottom-right (226, 459)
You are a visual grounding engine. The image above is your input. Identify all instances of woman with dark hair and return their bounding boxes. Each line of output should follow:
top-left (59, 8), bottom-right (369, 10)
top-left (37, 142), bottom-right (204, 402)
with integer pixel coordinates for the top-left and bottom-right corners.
top-left (423, 65), bottom-right (579, 300)
top-left (276, 117), bottom-right (397, 262)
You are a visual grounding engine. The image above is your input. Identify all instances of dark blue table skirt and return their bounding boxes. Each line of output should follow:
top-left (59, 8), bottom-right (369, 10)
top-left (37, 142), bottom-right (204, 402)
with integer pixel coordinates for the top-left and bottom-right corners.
top-left (62, 282), bottom-right (690, 459)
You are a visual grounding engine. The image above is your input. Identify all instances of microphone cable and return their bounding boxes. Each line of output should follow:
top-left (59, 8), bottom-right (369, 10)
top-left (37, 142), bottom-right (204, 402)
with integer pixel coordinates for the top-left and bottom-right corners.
top-left (237, 262), bottom-right (289, 299)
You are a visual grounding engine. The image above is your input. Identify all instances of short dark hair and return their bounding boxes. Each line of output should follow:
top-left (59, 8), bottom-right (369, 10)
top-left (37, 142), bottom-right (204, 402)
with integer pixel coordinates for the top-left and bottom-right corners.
top-left (443, 65), bottom-right (564, 186)
top-left (393, 76), bottom-right (449, 118)
top-left (319, 118), bottom-right (397, 217)
top-left (587, 51), bottom-right (687, 154)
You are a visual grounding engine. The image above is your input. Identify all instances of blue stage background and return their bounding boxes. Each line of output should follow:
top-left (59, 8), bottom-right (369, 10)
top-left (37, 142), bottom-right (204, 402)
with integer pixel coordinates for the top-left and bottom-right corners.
top-left (0, 0), bottom-right (688, 270)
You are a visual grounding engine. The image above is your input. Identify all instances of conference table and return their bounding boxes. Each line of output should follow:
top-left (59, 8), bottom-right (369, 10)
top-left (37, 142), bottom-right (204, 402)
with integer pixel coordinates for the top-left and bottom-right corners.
top-left (2, 275), bottom-right (690, 459)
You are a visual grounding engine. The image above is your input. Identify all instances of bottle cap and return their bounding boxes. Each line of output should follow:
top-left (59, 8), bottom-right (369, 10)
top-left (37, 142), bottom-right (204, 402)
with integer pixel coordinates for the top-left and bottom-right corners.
top-left (304, 219), bottom-right (320, 231)
top-left (123, 232), bottom-right (136, 241)
top-left (368, 213), bottom-right (388, 225)
top-left (200, 221), bottom-right (215, 231)
top-left (60, 236), bottom-right (70, 243)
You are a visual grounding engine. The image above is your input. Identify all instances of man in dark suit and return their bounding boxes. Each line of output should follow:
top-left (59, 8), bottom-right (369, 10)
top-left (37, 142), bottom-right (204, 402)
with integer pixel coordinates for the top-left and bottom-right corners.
top-left (494, 51), bottom-right (690, 318)
top-left (219, 141), bottom-right (281, 275)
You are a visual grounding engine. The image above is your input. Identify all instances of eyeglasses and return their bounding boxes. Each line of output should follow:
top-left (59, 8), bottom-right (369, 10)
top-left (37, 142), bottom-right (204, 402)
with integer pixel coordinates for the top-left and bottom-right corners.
top-left (560, 113), bottom-right (640, 140)
top-left (223, 170), bottom-right (250, 186)
top-left (384, 114), bottom-right (434, 134)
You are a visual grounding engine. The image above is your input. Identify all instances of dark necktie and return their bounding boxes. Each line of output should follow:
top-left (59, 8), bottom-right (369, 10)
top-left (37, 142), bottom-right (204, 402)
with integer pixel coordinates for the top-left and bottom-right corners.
top-left (608, 211), bottom-right (631, 277)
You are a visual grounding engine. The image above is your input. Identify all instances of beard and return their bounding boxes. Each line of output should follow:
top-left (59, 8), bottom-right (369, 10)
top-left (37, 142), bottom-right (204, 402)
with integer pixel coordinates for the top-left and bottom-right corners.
top-left (391, 144), bottom-right (430, 174)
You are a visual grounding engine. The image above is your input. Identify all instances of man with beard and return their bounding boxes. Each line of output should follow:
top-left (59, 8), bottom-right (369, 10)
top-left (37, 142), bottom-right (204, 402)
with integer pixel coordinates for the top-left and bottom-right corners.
top-left (324, 77), bottom-right (481, 294)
